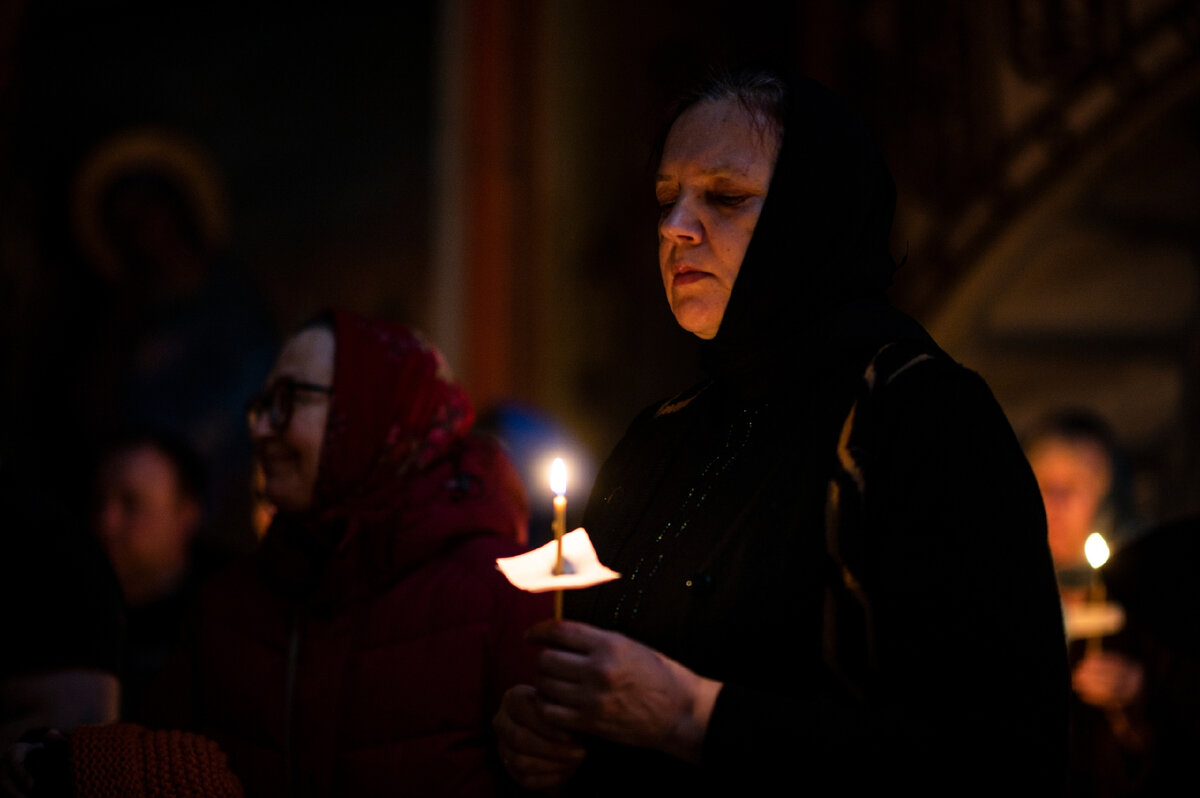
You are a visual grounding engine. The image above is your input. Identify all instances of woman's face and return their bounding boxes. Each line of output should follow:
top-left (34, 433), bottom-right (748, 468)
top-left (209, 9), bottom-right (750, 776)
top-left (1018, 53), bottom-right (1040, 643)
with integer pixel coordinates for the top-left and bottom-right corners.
top-left (250, 327), bottom-right (335, 514)
top-left (656, 97), bottom-right (780, 339)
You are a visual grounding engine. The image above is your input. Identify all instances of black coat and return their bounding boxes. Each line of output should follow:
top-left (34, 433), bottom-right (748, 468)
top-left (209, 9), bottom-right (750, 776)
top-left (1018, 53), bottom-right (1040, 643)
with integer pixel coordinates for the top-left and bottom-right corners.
top-left (564, 73), bottom-right (1069, 796)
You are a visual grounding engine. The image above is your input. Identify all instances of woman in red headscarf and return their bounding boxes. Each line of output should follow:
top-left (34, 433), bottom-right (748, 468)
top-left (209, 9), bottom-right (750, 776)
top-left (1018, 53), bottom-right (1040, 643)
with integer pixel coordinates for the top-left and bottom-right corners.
top-left (146, 309), bottom-right (550, 797)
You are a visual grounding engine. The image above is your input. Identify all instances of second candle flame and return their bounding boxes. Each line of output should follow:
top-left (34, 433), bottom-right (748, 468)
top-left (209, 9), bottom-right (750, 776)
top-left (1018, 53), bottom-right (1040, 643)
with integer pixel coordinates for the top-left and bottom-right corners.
top-left (1085, 532), bottom-right (1110, 570)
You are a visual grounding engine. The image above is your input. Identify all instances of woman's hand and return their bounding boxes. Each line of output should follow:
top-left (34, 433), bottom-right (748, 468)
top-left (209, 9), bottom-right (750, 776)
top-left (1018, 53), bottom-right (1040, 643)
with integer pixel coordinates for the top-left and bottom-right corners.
top-left (493, 684), bottom-right (586, 791)
top-left (527, 619), bottom-right (722, 763)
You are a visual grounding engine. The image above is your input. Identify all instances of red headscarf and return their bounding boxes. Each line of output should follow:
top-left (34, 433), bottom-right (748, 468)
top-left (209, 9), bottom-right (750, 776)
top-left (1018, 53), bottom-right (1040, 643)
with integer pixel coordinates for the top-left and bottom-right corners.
top-left (261, 310), bottom-right (527, 597)
top-left (313, 309), bottom-right (474, 518)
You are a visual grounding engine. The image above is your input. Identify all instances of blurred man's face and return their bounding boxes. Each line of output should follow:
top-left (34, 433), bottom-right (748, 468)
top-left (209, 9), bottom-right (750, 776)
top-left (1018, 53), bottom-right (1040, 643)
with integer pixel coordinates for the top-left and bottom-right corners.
top-left (1028, 437), bottom-right (1112, 569)
top-left (94, 444), bottom-right (199, 604)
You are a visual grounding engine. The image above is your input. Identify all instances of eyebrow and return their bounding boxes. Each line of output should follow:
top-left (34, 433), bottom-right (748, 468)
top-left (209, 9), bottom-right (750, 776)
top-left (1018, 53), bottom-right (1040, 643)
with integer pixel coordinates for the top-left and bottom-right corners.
top-left (655, 165), bottom-right (757, 182)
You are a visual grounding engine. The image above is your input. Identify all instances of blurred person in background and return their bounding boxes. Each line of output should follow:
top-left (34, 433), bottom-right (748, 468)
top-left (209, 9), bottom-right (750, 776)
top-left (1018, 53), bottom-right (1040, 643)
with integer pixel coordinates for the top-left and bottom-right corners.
top-left (1025, 409), bottom-right (1156, 796)
top-left (145, 310), bottom-right (550, 797)
top-left (1024, 409), bottom-right (1135, 592)
top-left (91, 430), bottom-right (230, 721)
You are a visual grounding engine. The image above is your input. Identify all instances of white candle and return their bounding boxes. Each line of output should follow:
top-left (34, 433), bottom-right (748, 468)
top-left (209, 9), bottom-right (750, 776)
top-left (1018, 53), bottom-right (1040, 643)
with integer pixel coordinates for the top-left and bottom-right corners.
top-left (550, 458), bottom-right (567, 619)
top-left (1085, 531), bottom-right (1110, 654)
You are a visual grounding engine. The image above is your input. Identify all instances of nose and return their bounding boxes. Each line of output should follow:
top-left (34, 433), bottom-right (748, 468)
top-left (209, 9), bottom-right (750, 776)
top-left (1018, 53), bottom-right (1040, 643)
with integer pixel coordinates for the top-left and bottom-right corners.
top-left (659, 195), bottom-right (703, 243)
top-left (248, 407), bottom-right (275, 441)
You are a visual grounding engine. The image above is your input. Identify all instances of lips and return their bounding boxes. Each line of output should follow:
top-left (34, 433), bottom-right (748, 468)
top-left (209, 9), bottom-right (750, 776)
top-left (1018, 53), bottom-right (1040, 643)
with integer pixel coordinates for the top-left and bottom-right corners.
top-left (672, 262), bottom-right (713, 286)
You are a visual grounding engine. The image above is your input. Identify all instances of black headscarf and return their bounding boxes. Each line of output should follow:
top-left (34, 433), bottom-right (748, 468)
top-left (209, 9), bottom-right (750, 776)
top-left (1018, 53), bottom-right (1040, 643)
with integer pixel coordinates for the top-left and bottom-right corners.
top-left (699, 74), bottom-right (917, 386)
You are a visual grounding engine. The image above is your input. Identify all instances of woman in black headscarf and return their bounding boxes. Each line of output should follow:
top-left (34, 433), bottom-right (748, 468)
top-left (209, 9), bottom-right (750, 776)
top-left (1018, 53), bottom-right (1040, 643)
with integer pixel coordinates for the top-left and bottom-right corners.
top-left (494, 69), bottom-right (1069, 795)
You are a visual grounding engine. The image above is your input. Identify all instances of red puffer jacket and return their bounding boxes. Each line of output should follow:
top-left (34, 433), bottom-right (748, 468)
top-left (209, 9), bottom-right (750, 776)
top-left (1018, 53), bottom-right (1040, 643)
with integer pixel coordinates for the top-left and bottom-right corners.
top-left (147, 436), bottom-right (550, 797)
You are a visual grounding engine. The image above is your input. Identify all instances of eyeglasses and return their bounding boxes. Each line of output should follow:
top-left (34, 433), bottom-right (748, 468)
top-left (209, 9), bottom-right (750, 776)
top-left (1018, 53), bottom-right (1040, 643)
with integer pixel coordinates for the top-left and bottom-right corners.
top-left (246, 377), bottom-right (333, 432)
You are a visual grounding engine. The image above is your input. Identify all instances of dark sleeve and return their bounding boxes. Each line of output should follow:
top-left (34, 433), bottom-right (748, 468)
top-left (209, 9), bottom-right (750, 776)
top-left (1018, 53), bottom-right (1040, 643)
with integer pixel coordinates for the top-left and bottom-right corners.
top-left (702, 360), bottom-right (1070, 793)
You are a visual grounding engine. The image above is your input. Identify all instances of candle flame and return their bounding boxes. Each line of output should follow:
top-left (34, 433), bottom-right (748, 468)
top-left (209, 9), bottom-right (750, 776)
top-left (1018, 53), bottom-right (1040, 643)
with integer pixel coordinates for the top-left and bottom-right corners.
top-left (1085, 532), bottom-right (1110, 570)
top-left (549, 457), bottom-right (567, 496)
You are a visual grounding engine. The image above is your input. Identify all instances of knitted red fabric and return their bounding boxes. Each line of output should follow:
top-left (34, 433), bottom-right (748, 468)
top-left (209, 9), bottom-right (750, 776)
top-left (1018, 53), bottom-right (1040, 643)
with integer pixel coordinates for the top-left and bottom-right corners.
top-left (70, 723), bottom-right (243, 798)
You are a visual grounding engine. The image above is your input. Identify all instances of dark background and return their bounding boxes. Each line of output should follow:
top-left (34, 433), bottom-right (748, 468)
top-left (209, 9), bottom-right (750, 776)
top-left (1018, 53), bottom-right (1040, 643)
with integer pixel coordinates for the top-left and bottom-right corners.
top-left (3, 0), bottom-right (1198, 552)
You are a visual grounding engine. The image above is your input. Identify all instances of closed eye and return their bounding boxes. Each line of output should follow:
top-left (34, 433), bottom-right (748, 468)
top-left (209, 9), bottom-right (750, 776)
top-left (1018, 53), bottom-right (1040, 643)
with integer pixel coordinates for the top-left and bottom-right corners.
top-left (713, 193), bottom-right (750, 207)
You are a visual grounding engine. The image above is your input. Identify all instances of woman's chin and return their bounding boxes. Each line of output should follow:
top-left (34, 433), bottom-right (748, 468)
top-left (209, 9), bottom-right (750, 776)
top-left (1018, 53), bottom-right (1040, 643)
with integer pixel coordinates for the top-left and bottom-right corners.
top-left (673, 313), bottom-right (721, 340)
top-left (670, 298), bottom-right (727, 340)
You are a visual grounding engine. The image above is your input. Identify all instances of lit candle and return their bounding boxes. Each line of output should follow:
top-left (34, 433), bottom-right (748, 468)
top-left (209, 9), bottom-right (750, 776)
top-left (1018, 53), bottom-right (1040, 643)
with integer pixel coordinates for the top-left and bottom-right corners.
top-left (1084, 531), bottom-right (1110, 654)
top-left (550, 458), bottom-right (567, 620)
